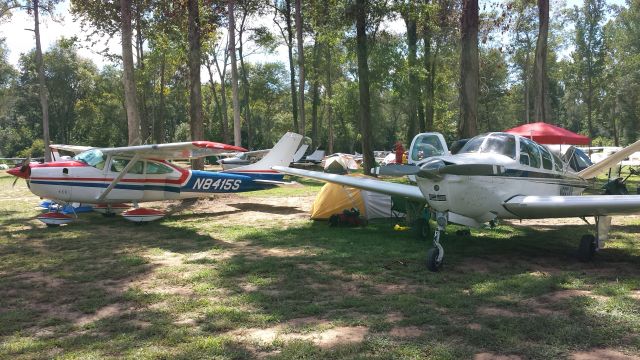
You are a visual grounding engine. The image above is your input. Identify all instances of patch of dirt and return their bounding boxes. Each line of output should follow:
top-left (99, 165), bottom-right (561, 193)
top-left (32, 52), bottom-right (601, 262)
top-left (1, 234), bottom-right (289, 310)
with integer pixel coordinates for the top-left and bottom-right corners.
top-left (16, 272), bottom-right (65, 288)
top-left (388, 326), bottom-right (424, 338)
top-left (75, 304), bottom-right (126, 326)
top-left (477, 306), bottom-right (522, 318)
top-left (629, 291), bottom-right (640, 300)
top-left (474, 353), bottom-right (523, 360)
top-left (373, 282), bottom-right (425, 295)
top-left (466, 323), bottom-right (482, 330)
top-left (230, 317), bottom-right (367, 349)
top-left (542, 289), bottom-right (607, 302)
top-left (385, 312), bottom-right (404, 323)
top-left (571, 349), bottom-right (640, 360)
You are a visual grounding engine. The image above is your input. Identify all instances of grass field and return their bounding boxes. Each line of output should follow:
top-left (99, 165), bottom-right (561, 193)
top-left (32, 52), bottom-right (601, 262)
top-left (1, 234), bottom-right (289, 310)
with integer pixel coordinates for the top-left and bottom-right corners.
top-left (1, 170), bottom-right (639, 359)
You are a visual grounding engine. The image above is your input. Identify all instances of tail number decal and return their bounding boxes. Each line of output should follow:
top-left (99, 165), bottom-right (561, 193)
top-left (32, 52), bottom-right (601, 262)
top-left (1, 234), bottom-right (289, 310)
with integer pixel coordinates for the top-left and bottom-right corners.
top-left (193, 178), bottom-right (241, 191)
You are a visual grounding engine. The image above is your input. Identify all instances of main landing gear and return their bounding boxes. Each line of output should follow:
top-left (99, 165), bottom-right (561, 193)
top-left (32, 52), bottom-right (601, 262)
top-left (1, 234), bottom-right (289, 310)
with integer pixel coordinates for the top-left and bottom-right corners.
top-left (577, 216), bottom-right (611, 262)
top-left (426, 212), bottom-right (447, 272)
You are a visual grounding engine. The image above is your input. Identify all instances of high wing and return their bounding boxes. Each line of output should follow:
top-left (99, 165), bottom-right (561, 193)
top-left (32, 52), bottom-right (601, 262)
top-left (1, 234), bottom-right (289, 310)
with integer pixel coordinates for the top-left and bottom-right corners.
top-left (504, 195), bottom-right (640, 218)
top-left (99, 141), bottom-right (247, 160)
top-left (579, 137), bottom-right (640, 179)
top-left (50, 144), bottom-right (93, 154)
top-left (272, 166), bottom-right (425, 202)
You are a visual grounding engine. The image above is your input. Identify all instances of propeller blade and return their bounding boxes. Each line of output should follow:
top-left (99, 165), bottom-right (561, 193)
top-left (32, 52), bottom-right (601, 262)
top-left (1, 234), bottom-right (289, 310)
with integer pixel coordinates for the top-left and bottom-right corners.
top-left (371, 164), bottom-right (420, 176)
top-left (12, 176), bottom-right (18, 188)
top-left (435, 164), bottom-right (506, 176)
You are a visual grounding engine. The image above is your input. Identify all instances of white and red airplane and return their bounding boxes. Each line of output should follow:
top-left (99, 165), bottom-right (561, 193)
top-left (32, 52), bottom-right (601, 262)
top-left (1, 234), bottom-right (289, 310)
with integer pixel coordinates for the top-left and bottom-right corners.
top-left (274, 132), bottom-right (640, 271)
top-left (7, 132), bottom-right (303, 225)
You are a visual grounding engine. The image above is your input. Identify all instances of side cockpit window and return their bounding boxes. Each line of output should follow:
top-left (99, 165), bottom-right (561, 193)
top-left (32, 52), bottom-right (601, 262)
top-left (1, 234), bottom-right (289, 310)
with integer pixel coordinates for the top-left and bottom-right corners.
top-left (74, 149), bottom-right (106, 169)
top-left (146, 161), bottom-right (174, 174)
top-left (110, 158), bottom-right (144, 174)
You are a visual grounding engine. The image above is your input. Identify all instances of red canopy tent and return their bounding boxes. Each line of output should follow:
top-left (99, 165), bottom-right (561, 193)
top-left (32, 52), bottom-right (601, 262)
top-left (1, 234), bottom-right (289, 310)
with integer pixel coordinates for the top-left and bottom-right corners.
top-left (504, 122), bottom-right (590, 145)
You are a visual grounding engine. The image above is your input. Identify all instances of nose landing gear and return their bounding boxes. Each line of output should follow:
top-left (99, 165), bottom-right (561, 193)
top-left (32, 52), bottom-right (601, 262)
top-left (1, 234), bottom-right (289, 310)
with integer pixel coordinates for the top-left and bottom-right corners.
top-left (426, 212), bottom-right (447, 272)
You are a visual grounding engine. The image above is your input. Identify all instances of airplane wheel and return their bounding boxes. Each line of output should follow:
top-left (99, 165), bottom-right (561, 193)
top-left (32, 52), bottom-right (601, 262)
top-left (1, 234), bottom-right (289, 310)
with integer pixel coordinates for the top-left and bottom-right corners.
top-left (413, 218), bottom-right (430, 240)
top-left (45, 223), bottom-right (60, 228)
top-left (426, 247), bottom-right (442, 272)
top-left (578, 234), bottom-right (597, 262)
top-left (102, 212), bottom-right (116, 218)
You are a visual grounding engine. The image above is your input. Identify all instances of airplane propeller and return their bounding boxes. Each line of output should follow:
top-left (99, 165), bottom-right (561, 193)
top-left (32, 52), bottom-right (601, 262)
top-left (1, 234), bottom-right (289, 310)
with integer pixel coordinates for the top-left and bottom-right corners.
top-left (11, 156), bottom-right (31, 187)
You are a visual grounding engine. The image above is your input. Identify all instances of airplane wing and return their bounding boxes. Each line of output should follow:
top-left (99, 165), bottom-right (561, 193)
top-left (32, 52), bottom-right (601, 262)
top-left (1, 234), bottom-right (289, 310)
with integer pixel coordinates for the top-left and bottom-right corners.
top-left (272, 166), bottom-right (425, 202)
top-left (218, 149), bottom-right (270, 158)
top-left (99, 141), bottom-right (247, 160)
top-left (50, 144), bottom-right (93, 154)
top-left (579, 138), bottom-right (640, 179)
top-left (504, 195), bottom-right (640, 218)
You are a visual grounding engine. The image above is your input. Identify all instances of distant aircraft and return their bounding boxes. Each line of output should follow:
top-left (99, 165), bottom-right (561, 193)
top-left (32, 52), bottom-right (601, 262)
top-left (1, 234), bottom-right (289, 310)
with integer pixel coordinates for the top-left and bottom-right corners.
top-left (275, 132), bottom-right (640, 271)
top-left (7, 132), bottom-right (303, 225)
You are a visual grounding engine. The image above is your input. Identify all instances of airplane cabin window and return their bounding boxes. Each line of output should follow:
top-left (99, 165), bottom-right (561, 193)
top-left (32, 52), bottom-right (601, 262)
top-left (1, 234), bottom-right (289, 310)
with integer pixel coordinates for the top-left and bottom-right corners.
top-left (146, 161), bottom-right (174, 174)
top-left (74, 149), bottom-right (106, 169)
top-left (111, 158), bottom-right (145, 174)
top-left (540, 147), bottom-right (553, 170)
top-left (411, 135), bottom-right (446, 161)
top-left (458, 133), bottom-right (516, 159)
top-left (551, 152), bottom-right (563, 172)
top-left (519, 138), bottom-right (541, 168)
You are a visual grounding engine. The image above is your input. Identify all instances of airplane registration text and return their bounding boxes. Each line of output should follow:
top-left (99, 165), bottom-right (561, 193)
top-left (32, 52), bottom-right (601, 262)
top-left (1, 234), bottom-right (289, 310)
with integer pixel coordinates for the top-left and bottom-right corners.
top-left (193, 178), bottom-right (242, 191)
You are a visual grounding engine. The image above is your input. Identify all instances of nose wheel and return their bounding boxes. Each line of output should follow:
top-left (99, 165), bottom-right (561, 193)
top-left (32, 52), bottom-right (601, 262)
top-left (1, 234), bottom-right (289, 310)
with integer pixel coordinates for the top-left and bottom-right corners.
top-left (426, 212), bottom-right (447, 272)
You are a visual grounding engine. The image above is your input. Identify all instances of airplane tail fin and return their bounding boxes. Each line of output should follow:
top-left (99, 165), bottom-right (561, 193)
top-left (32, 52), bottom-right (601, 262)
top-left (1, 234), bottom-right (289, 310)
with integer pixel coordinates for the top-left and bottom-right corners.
top-left (578, 138), bottom-right (640, 179)
top-left (224, 132), bottom-right (303, 173)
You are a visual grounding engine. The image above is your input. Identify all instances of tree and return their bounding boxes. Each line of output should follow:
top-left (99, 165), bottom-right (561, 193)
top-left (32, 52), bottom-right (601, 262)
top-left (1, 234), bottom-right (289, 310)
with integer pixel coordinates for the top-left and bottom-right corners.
top-left (573, 0), bottom-right (606, 139)
top-left (187, 0), bottom-right (204, 169)
top-left (32, 0), bottom-right (51, 160)
top-left (228, 0), bottom-right (241, 146)
top-left (294, 0), bottom-right (305, 136)
top-left (354, 0), bottom-right (374, 174)
top-left (533, 0), bottom-right (550, 122)
top-left (459, 0), bottom-right (479, 138)
top-left (120, 0), bottom-right (141, 145)
top-left (271, 0), bottom-right (298, 132)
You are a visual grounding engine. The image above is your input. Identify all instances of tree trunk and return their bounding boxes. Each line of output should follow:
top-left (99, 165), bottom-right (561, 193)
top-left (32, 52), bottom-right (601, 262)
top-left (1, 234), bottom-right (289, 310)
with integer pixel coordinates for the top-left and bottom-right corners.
top-left (294, 0), bottom-right (305, 136)
top-left (325, 39), bottom-right (334, 154)
top-left (135, 6), bottom-right (150, 143)
top-left (33, 0), bottom-right (51, 161)
top-left (155, 52), bottom-right (166, 143)
top-left (213, 48), bottom-right (230, 144)
top-left (355, 0), bottom-right (374, 175)
top-left (404, 12), bottom-right (419, 140)
top-left (459, 0), bottom-right (479, 139)
top-left (188, 0), bottom-right (204, 170)
top-left (423, 26), bottom-right (437, 131)
top-left (533, 0), bottom-right (550, 123)
top-left (283, 0), bottom-right (298, 132)
top-left (524, 48), bottom-right (530, 123)
top-left (238, 16), bottom-right (252, 148)
top-left (228, 0), bottom-right (242, 146)
top-left (120, 0), bottom-right (141, 146)
top-left (310, 37), bottom-right (321, 150)
top-left (205, 59), bottom-right (223, 140)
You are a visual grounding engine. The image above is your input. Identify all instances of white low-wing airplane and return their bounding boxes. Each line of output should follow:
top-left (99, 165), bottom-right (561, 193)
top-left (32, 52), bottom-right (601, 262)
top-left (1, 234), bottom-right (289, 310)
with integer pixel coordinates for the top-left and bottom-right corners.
top-left (274, 132), bottom-right (640, 271)
top-left (8, 132), bottom-right (303, 225)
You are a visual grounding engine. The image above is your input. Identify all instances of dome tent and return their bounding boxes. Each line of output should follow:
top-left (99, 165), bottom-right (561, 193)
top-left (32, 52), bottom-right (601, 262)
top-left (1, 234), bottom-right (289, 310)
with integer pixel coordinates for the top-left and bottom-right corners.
top-left (310, 174), bottom-right (400, 220)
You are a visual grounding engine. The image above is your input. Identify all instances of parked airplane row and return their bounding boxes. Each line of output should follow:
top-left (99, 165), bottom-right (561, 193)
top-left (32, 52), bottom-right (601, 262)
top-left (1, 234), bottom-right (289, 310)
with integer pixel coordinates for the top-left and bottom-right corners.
top-left (5, 131), bottom-right (640, 271)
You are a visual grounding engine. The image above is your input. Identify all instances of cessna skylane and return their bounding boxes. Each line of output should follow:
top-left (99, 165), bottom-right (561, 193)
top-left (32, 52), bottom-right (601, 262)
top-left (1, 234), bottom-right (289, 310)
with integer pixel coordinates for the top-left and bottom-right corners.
top-left (7, 132), bottom-right (303, 225)
top-left (274, 132), bottom-right (640, 271)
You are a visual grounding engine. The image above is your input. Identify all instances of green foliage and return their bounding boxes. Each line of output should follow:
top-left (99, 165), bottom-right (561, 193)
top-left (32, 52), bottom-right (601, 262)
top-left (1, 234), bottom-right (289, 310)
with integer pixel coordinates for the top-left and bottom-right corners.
top-left (16, 138), bottom-right (44, 158)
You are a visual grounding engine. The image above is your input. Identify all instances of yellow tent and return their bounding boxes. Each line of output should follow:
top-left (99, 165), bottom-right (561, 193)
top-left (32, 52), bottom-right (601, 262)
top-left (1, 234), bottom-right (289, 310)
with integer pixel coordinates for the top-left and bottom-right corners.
top-left (310, 174), bottom-right (398, 220)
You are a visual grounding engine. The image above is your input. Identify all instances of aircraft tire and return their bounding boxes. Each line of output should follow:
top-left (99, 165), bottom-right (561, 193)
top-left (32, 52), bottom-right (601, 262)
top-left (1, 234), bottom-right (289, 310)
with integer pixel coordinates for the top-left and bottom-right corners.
top-left (578, 234), bottom-right (596, 262)
top-left (45, 223), bottom-right (60, 228)
top-left (426, 247), bottom-right (442, 272)
top-left (413, 218), bottom-right (430, 240)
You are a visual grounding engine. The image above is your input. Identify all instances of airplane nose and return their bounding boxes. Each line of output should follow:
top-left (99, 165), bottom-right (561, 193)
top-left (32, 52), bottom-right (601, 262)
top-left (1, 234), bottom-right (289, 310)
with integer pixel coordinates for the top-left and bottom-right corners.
top-left (7, 166), bottom-right (29, 179)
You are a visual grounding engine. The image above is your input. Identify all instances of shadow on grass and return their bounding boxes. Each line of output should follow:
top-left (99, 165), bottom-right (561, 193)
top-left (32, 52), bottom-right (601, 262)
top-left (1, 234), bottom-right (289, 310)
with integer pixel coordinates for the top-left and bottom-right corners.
top-left (1, 202), bottom-right (639, 358)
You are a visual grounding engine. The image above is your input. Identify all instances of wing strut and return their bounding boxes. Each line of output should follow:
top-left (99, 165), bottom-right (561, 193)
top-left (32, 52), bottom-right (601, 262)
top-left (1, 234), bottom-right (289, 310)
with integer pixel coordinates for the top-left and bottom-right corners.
top-left (97, 154), bottom-right (141, 201)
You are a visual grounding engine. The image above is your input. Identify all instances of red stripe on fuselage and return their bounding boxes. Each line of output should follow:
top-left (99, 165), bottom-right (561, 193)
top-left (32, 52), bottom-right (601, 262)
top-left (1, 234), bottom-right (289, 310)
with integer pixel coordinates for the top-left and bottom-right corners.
top-left (31, 161), bottom-right (87, 168)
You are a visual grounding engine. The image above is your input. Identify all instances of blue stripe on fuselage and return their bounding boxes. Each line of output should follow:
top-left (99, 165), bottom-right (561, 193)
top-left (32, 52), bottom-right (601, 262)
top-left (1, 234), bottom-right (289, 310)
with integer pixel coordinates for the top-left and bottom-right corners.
top-left (180, 170), bottom-right (276, 193)
top-left (29, 180), bottom-right (181, 193)
top-left (223, 171), bottom-right (285, 181)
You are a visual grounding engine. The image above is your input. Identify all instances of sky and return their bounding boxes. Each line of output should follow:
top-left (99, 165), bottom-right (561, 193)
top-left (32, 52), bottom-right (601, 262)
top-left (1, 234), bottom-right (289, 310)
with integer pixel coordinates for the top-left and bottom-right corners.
top-left (0, 0), bottom-right (628, 71)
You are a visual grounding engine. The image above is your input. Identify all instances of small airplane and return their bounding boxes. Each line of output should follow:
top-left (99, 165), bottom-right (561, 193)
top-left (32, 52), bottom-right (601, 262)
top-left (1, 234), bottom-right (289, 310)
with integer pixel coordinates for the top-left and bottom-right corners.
top-left (7, 132), bottom-right (303, 226)
top-left (274, 131), bottom-right (640, 271)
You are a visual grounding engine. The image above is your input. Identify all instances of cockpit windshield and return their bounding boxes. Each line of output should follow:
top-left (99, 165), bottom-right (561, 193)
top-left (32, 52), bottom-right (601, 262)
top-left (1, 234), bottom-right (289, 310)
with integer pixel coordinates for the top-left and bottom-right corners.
top-left (74, 149), bottom-right (106, 169)
top-left (458, 133), bottom-right (516, 159)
